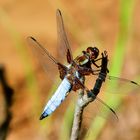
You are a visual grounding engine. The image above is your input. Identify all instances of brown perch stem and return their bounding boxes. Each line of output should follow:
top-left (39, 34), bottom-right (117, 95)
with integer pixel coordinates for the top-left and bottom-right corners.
top-left (70, 78), bottom-right (94, 140)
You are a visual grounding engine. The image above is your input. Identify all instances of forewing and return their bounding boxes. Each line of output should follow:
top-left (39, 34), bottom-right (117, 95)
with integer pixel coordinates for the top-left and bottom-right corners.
top-left (92, 73), bottom-right (140, 94)
top-left (27, 36), bottom-right (59, 81)
top-left (105, 75), bottom-right (140, 94)
top-left (56, 9), bottom-right (73, 64)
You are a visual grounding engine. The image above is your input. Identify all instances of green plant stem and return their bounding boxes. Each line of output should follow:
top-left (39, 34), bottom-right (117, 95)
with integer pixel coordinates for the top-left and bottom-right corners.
top-left (85, 0), bottom-right (135, 140)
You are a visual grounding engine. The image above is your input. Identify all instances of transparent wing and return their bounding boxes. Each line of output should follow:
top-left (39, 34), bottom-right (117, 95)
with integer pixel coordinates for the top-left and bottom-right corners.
top-left (56, 9), bottom-right (73, 64)
top-left (27, 36), bottom-right (60, 81)
top-left (27, 36), bottom-right (58, 64)
top-left (84, 94), bottom-right (118, 120)
top-left (106, 75), bottom-right (140, 93)
top-left (93, 73), bottom-right (140, 94)
top-left (74, 77), bottom-right (118, 120)
top-left (81, 93), bottom-right (118, 139)
top-left (95, 96), bottom-right (118, 120)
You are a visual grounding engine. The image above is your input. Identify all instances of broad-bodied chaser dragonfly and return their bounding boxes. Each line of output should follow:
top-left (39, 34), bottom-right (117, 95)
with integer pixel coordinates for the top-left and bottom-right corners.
top-left (27, 9), bottom-right (140, 120)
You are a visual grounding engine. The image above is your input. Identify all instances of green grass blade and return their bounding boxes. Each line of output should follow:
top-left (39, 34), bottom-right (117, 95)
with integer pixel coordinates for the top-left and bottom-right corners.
top-left (84, 0), bottom-right (136, 139)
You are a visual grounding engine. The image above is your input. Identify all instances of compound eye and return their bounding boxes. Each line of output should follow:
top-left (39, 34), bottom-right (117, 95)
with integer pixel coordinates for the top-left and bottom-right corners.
top-left (93, 47), bottom-right (99, 59)
top-left (86, 47), bottom-right (99, 59)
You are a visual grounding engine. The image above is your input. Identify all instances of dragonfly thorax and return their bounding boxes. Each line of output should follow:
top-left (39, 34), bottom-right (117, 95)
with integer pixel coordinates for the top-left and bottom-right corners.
top-left (74, 47), bottom-right (99, 67)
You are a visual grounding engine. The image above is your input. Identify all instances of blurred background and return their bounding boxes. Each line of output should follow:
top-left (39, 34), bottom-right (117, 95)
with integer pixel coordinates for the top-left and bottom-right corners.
top-left (0, 0), bottom-right (140, 140)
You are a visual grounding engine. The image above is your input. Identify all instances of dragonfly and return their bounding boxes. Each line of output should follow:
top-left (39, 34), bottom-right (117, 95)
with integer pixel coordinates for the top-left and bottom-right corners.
top-left (27, 9), bottom-right (140, 120)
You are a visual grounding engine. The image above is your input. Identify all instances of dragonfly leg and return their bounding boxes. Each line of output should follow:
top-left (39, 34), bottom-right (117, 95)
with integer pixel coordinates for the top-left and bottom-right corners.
top-left (94, 57), bottom-right (102, 63)
top-left (92, 51), bottom-right (108, 68)
top-left (92, 57), bottom-right (103, 68)
top-left (78, 67), bottom-right (101, 76)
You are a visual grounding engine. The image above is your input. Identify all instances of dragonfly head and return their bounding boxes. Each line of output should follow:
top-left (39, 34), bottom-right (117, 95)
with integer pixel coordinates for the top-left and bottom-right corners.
top-left (86, 47), bottom-right (99, 60)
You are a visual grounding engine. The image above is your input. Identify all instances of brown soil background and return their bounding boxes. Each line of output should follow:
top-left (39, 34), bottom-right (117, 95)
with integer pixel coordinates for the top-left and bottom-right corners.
top-left (0, 0), bottom-right (140, 140)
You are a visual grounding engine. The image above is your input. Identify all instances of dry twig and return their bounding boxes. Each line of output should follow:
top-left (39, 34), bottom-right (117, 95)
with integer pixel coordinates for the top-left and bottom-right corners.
top-left (0, 65), bottom-right (14, 140)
